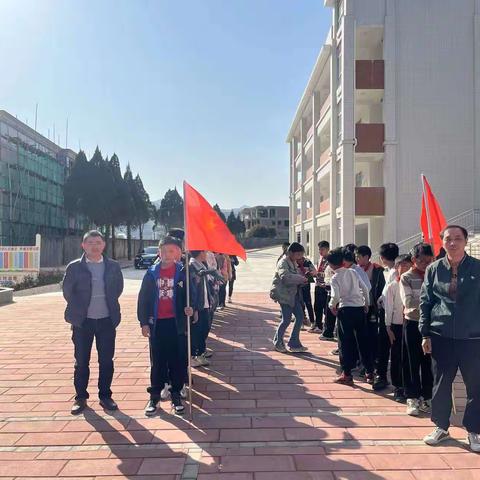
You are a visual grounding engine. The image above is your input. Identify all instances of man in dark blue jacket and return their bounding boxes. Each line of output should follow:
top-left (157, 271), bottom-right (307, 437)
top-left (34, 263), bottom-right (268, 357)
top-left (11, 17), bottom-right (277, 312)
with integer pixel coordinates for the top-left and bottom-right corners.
top-left (137, 236), bottom-right (195, 416)
top-left (63, 230), bottom-right (124, 415)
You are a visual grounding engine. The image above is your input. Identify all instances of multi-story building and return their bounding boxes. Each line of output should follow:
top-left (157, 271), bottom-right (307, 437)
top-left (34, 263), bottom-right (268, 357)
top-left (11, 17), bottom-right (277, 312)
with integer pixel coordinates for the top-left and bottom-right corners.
top-left (240, 206), bottom-right (289, 240)
top-left (287, 0), bottom-right (480, 263)
top-left (0, 110), bottom-right (84, 245)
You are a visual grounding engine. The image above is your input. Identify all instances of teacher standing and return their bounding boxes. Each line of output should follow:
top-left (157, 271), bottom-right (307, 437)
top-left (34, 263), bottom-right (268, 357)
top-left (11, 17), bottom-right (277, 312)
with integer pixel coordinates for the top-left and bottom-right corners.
top-left (419, 225), bottom-right (480, 452)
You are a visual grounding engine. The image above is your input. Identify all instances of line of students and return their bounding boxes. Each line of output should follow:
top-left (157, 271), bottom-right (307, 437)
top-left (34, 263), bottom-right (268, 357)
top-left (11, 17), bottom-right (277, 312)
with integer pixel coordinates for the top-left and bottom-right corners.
top-left (271, 227), bottom-right (480, 452)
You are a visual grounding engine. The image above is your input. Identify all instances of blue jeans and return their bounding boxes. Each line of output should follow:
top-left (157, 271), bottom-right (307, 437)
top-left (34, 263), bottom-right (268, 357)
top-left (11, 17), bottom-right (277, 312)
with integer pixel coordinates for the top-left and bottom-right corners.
top-left (274, 297), bottom-right (304, 349)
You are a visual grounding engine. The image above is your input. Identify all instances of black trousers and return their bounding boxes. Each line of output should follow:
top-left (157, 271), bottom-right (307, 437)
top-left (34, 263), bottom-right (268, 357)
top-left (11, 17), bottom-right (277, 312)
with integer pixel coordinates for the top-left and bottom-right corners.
top-left (148, 318), bottom-right (187, 399)
top-left (72, 317), bottom-right (116, 401)
top-left (390, 324), bottom-right (404, 389)
top-left (403, 320), bottom-right (433, 400)
top-left (219, 284), bottom-right (227, 307)
top-left (191, 308), bottom-right (210, 357)
top-left (301, 284), bottom-right (315, 325)
top-left (431, 336), bottom-right (480, 433)
top-left (228, 279), bottom-right (235, 298)
top-left (314, 287), bottom-right (336, 334)
top-left (337, 307), bottom-right (374, 376)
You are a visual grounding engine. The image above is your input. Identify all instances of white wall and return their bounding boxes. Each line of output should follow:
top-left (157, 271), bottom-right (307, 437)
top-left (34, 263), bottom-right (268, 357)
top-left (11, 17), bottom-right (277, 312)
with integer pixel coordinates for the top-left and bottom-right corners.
top-left (393, 0), bottom-right (476, 241)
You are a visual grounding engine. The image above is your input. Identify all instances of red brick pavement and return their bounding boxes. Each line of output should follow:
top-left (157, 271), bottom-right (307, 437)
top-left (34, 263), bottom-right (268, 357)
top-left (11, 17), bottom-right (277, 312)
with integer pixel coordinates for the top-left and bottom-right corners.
top-left (0, 292), bottom-right (476, 479)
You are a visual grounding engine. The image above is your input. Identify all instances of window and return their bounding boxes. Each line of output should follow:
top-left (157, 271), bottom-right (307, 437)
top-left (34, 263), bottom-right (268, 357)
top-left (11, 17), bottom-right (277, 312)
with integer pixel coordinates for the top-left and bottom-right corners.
top-left (272, 221), bottom-right (276, 226)
top-left (277, 220), bottom-right (282, 226)
top-left (284, 220), bottom-right (289, 227)
top-left (257, 209), bottom-right (268, 218)
top-left (296, 232), bottom-right (301, 243)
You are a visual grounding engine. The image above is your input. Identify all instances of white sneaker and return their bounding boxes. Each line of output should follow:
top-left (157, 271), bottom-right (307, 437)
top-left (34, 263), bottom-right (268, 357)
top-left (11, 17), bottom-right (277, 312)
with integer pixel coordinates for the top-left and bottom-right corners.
top-left (191, 357), bottom-right (203, 368)
top-left (160, 383), bottom-right (170, 401)
top-left (228, 297), bottom-right (232, 303)
top-left (419, 399), bottom-right (432, 413)
top-left (406, 398), bottom-right (421, 416)
top-left (180, 386), bottom-right (187, 399)
top-left (199, 354), bottom-right (210, 366)
top-left (289, 346), bottom-right (308, 353)
top-left (467, 432), bottom-right (480, 452)
top-left (424, 427), bottom-right (450, 446)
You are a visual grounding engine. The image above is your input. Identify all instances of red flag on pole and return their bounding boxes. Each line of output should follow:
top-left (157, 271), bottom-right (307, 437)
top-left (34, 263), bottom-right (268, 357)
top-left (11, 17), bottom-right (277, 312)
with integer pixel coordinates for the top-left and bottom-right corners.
top-left (420, 174), bottom-right (447, 256)
top-left (183, 181), bottom-right (247, 261)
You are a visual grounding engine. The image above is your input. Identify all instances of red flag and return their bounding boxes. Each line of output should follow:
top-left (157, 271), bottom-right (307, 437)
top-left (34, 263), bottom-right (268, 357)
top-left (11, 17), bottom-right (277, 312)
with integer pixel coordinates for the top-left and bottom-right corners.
top-left (183, 181), bottom-right (247, 261)
top-left (420, 175), bottom-right (447, 256)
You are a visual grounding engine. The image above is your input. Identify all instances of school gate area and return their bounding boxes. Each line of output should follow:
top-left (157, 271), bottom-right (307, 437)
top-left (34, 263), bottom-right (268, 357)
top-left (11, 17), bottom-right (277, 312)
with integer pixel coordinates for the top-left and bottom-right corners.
top-left (0, 246), bottom-right (476, 480)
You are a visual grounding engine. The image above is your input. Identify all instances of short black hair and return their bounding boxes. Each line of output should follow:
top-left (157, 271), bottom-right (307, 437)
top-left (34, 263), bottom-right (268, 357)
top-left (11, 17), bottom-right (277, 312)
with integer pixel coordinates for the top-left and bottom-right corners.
top-left (282, 242), bottom-right (290, 247)
top-left (394, 254), bottom-right (412, 267)
top-left (190, 250), bottom-right (204, 258)
top-left (379, 243), bottom-right (399, 262)
top-left (168, 228), bottom-right (185, 241)
top-left (287, 242), bottom-right (305, 254)
top-left (83, 230), bottom-right (105, 242)
top-left (326, 247), bottom-right (344, 267)
top-left (342, 247), bottom-right (356, 264)
top-left (159, 236), bottom-right (182, 249)
top-left (356, 245), bottom-right (372, 258)
top-left (411, 242), bottom-right (434, 259)
top-left (440, 225), bottom-right (468, 240)
top-left (344, 243), bottom-right (357, 254)
top-left (318, 240), bottom-right (330, 249)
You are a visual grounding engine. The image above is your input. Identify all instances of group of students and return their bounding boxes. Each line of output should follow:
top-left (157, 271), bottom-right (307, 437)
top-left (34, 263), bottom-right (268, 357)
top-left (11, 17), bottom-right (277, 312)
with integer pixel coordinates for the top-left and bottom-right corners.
top-left (271, 225), bottom-right (480, 452)
top-left (64, 228), bottom-right (238, 418)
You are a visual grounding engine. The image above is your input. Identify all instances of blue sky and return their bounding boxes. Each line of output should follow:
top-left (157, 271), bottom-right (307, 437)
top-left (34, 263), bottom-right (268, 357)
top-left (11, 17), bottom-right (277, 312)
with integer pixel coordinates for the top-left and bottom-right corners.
top-left (0, 0), bottom-right (330, 209)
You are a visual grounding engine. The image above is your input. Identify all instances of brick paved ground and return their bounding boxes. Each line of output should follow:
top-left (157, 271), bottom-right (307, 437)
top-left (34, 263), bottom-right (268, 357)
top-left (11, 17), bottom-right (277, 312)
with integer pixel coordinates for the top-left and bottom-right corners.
top-left (0, 288), bottom-right (476, 479)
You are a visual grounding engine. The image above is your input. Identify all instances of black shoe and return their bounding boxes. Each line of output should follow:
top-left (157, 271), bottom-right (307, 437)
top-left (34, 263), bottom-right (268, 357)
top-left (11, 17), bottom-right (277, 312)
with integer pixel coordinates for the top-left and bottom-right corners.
top-left (330, 348), bottom-right (339, 356)
top-left (320, 334), bottom-right (335, 341)
top-left (71, 399), bottom-right (87, 415)
top-left (99, 397), bottom-right (118, 411)
top-left (358, 368), bottom-right (366, 378)
top-left (373, 377), bottom-right (389, 391)
top-left (171, 392), bottom-right (185, 416)
top-left (145, 399), bottom-right (158, 417)
top-left (393, 388), bottom-right (407, 403)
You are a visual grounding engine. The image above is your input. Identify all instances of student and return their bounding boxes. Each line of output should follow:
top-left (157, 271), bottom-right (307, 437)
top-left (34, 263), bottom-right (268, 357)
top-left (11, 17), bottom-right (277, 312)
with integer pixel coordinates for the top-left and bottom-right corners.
top-left (277, 242), bottom-right (290, 264)
top-left (399, 243), bottom-right (434, 417)
top-left (228, 256), bottom-right (239, 303)
top-left (327, 248), bottom-right (374, 385)
top-left (63, 230), bottom-right (124, 415)
top-left (216, 253), bottom-right (231, 310)
top-left (270, 242), bottom-right (309, 353)
top-left (312, 241), bottom-right (335, 336)
top-left (342, 248), bottom-right (372, 292)
top-left (297, 255), bottom-right (317, 328)
top-left (384, 254), bottom-right (413, 402)
top-left (189, 250), bottom-right (224, 367)
top-left (356, 245), bottom-right (388, 391)
top-left (137, 236), bottom-right (194, 416)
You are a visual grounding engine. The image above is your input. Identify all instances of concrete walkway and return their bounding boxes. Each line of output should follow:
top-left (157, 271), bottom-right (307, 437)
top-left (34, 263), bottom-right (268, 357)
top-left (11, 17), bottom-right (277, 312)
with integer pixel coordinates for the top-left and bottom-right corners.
top-left (0, 247), bottom-right (476, 479)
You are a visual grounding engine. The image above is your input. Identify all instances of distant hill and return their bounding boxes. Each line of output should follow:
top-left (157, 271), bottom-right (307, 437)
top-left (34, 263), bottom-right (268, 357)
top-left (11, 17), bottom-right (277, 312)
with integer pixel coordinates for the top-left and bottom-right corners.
top-left (152, 200), bottom-right (249, 218)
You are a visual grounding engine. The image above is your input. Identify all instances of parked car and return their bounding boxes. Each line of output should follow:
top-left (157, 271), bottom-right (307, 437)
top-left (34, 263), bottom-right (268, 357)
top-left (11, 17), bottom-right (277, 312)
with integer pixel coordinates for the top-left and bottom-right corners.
top-left (134, 246), bottom-right (159, 269)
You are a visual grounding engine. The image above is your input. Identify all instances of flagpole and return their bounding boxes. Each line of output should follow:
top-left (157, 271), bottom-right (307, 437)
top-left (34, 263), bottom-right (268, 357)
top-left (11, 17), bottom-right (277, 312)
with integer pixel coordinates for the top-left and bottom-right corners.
top-left (421, 174), bottom-right (456, 414)
top-left (183, 181), bottom-right (193, 422)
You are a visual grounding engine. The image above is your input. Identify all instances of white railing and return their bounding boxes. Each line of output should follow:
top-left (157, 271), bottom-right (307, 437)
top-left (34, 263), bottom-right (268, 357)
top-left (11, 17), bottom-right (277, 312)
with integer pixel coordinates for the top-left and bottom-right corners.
top-left (394, 209), bottom-right (480, 255)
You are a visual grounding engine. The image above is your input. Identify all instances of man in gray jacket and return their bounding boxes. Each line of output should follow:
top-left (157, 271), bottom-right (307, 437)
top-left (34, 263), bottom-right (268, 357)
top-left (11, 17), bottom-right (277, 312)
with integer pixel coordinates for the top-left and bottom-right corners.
top-left (63, 230), bottom-right (124, 415)
top-left (420, 225), bottom-right (480, 452)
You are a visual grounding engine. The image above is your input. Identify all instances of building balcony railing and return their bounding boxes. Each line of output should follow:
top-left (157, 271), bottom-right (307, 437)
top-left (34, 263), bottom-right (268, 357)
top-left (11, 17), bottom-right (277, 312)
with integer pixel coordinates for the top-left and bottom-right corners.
top-left (319, 198), bottom-right (330, 215)
top-left (306, 208), bottom-right (313, 220)
top-left (319, 148), bottom-right (331, 168)
top-left (305, 164), bottom-right (314, 181)
top-left (355, 123), bottom-right (385, 153)
top-left (355, 187), bottom-right (385, 216)
top-left (355, 60), bottom-right (384, 89)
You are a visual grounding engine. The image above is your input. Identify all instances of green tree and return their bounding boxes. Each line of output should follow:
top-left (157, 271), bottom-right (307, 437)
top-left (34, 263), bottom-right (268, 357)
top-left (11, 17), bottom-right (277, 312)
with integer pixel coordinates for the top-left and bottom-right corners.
top-left (213, 204), bottom-right (226, 223)
top-left (226, 210), bottom-right (237, 234)
top-left (156, 188), bottom-right (184, 233)
top-left (133, 174), bottom-right (152, 249)
top-left (123, 164), bottom-right (137, 260)
top-left (236, 213), bottom-right (246, 236)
